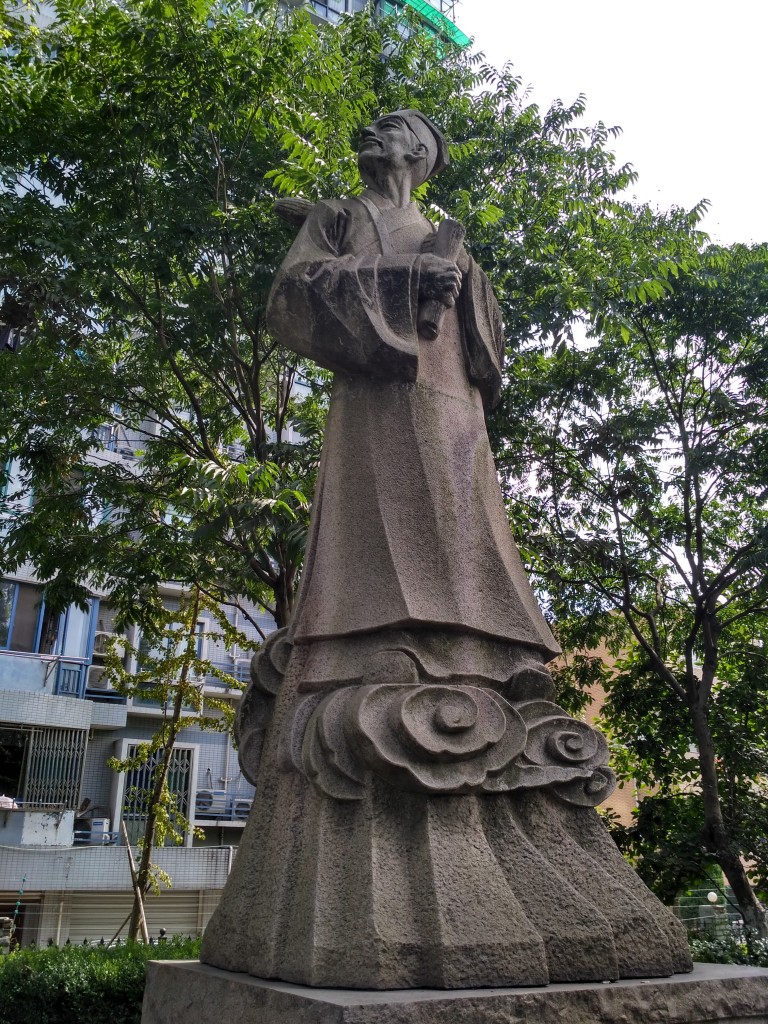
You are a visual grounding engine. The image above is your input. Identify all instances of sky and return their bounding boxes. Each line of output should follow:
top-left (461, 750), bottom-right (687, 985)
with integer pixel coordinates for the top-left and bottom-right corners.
top-left (461, 1), bottom-right (767, 246)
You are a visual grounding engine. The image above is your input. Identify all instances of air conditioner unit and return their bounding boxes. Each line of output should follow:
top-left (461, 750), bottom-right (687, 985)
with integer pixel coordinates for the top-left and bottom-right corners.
top-left (195, 789), bottom-right (228, 818)
top-left (92, 632), bottom-right (127, 660)
top-left (92, 631), bottom-right (111, 656)
top-left (90, 818), bottom-right (111, 843)
top-left (87, 665), bottom-right (115, 690)
top-left (74, 816), bottom-right (113, 845)
top-left (231, 798), bottom-right (253, 822)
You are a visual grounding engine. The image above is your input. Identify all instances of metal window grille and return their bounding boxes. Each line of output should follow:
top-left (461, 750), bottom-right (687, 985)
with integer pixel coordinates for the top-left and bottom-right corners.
top-left (121, 745), bottom-right (192, 846)
top-left (21, 727), bottom-right (87, 808)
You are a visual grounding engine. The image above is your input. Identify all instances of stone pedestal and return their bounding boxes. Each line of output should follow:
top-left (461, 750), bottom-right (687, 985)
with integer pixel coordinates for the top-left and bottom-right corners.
top-left (142, 960), bottom-right (768, 1024)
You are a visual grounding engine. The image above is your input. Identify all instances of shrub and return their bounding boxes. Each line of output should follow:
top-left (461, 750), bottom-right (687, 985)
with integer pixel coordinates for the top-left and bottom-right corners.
top-left (0, 936), bottom-right (200, 1024)
top-left (689, 932), bottom-right (768, 968)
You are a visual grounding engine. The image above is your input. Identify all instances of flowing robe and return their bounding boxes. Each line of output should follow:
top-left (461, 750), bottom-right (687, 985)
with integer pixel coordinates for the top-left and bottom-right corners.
top-left (196, 190), bottom-right (692, 991)
top-left (267, 189), bottom-right (559, 685)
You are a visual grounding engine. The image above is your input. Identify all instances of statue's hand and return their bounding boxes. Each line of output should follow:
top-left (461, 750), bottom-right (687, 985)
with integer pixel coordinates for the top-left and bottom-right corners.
top-left (421, 233), bottom-right (470, 274)
top-left (418, 253), bottom-right (462, 308)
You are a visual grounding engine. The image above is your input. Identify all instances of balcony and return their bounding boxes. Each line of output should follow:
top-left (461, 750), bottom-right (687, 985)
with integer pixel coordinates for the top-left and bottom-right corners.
top-left (0, 650), bottom-right (58, 694)
top-left (0, 659), bottom-right (127, 730)
top-left (0, 843), bottom-right (233, 892)
top-left (0, 804), bottom-right (75, 847)
top-left (0, 649), bottom-right (90, 699)
top-left (193, 789), bottom-right (252, 827)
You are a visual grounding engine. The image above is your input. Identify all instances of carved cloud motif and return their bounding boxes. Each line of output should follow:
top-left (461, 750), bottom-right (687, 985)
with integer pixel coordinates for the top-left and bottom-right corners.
top-left (298, 682), bottom-right (616, 805)
top-left (347, 684), bottom-right (528, 792)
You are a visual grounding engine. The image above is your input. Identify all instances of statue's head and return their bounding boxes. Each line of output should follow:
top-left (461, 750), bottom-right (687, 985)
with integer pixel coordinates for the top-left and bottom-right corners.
top-left (357, 109), bottom-right (449, 191)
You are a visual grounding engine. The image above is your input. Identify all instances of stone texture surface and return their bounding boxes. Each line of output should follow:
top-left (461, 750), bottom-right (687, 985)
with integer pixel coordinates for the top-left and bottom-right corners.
top-left (142, 961), bottom-right (768, 1024)
top-left (203, 642), bottom-right (691, 988)
top-left (201, 110), bottom-right (693, 989)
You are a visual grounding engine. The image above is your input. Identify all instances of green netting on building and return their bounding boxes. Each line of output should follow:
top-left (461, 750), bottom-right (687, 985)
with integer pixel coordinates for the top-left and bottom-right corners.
top-left (380, 0), bottom-right (471, 48)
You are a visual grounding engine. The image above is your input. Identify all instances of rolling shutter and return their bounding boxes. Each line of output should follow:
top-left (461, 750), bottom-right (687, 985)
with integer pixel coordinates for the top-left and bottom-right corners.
top-left (65, 889), bottom-right (222, 943)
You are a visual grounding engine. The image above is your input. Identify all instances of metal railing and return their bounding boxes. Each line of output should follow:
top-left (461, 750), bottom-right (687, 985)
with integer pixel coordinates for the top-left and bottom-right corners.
top-left (203, 659), bottom-right (249, 688)
top-left (55, 660), bottom-right (88, 698)
top-left (193, 790), bottom-right (253, 823)
top-left (73, 829), bottom-right (120, 845)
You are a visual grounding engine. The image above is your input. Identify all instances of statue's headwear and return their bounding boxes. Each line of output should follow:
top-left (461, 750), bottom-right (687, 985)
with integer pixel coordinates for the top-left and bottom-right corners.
top-left (388, 109), bottom-right (449, 186)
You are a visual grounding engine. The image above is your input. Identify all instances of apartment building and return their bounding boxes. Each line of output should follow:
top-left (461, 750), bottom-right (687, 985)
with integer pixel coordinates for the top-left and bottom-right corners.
top-left (0, 438), bottom-right (273, 943)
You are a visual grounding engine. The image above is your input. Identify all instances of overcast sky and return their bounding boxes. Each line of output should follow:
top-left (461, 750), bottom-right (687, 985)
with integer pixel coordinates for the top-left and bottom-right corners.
top-left (461, 1), bottom-right (767, 246)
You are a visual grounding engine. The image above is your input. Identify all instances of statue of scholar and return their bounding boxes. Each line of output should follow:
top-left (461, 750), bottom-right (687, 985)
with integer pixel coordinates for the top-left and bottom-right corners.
top-left (201, 110), bottom-right (692, 990)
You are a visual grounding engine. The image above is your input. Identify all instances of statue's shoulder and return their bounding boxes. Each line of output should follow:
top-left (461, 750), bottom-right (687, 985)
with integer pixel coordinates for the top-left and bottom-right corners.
top-left (274, 195), bottom-right (360, 229)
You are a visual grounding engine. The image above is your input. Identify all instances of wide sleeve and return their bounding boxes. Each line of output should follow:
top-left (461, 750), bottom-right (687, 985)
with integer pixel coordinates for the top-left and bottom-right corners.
top-left (267, 200), bottom-right (422, 381)
top-left (461, 258), bottom-right (505, 410)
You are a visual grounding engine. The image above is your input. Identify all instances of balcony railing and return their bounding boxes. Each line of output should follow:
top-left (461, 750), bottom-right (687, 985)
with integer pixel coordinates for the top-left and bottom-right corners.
top-left (55, 659), bottom-right (88, 698)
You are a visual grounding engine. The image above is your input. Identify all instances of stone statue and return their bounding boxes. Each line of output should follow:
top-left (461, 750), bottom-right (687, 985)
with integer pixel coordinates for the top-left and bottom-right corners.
top-left (200, 110), bottom-right (692, 989)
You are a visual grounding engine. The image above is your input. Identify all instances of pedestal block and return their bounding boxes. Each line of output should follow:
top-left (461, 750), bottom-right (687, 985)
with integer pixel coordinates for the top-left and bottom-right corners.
top-left (142, 960), bottom-right (768, 1024)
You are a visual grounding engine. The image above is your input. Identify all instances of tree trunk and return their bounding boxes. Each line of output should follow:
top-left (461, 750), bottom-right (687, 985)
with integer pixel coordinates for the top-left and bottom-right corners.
top-left (273, 567), bottom-right (295, 630)
top-left (127, 590), bottom-right (201, 941)
top-left (692, 701), bottom-right (768, 937)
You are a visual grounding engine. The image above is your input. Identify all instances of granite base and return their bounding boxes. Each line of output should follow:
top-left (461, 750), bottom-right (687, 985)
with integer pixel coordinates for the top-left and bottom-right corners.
top-left (142, 960), bottom-right (768, 1024)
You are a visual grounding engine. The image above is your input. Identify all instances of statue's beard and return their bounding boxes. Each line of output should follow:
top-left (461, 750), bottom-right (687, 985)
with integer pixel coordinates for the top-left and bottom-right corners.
top-left (357, 149), bottom-right (387, 187)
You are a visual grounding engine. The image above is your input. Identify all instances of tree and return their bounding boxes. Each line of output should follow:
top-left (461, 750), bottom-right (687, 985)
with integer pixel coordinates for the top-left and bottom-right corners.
top-left (0, 0), bottom-right (638, 632)
top-left (104, 586), bottom-right (249, 941)
top-left (1, 0), bottom-right (361, 628)
top-left (498, 237), bottom-right (768, 933)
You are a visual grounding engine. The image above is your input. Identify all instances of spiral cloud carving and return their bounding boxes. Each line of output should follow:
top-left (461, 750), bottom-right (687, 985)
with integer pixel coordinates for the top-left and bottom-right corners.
top-left (347, 684), bottom-right (527, 792)
top-left (298, 684), bottom-right (615, 805)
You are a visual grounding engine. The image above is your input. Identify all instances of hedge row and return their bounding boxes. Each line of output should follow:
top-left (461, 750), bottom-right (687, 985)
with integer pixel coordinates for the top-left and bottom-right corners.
top-left (2, 933), bottom-right (767, 1023)
top-left (689, 932), bottom-right (768, 968)
top-left (0, 936), bottom-right (200, 1024)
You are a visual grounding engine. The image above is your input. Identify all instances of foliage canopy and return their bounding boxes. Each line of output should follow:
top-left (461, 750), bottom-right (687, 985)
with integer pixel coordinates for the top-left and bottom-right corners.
top-left (1, 0), bottom-right (638, 629)
top-left (499, 237), bottom-right (768, 931)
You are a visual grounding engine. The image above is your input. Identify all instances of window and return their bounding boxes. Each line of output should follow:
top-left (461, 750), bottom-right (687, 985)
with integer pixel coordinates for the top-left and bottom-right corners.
top-left (37, 602), bottom-right (60, 655)
top-left (0, 728), bottom-right (26, 800)
top-left (22, 727), bottom-right (87, 807)
top-left (3, 583), bottom-right (44, 653)
top-left (0, 582), bottom-right (95, 657)
top-left (0, 581), bottom-right (14, 648)
top-left (59, 604), bottom-right (92, 659)
top-left (0, 726), bottom-right (87, 808)
top-left (120, 744), bottom-right (193, 846)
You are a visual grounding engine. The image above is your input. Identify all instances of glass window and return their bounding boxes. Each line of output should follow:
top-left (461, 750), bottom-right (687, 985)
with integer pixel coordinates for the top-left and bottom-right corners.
top-left (8, 584), bottom-right (42, 653)
top-left (60, 603), bottom-right (92, 659)
top-left (37, 604), bottom-right (61, 655)
top-left (0, 583), bottom-right (93, 656)
top-left (0, 582), bottom-right (14, 648)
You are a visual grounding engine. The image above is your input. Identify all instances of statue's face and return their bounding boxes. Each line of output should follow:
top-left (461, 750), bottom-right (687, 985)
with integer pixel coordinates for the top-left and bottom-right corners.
top-left (357, 114), bottom-right (421, 184)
